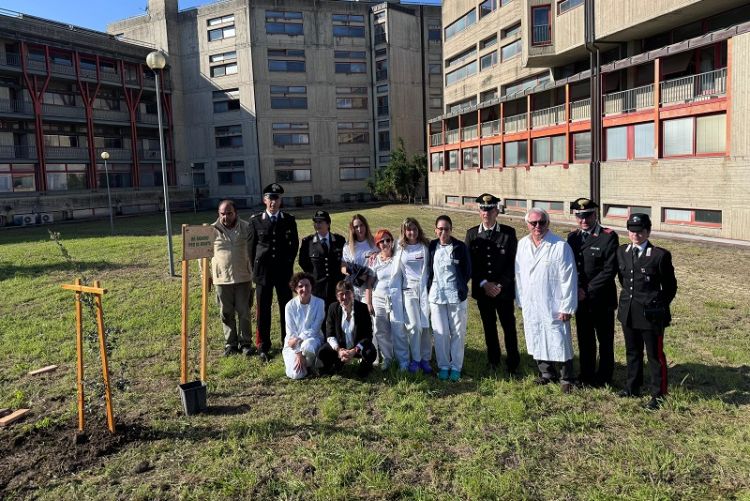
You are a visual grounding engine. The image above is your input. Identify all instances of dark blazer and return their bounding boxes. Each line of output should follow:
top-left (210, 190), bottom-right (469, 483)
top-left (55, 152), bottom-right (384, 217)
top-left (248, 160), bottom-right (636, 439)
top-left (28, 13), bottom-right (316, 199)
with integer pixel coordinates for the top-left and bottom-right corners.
top-left (325, 299), bottom-right (373, 349)
top-left (299, 232), bottom-right (345, 302)
top-left (427, 237), bottom-right (472, 302)
top-left (465, 223), bottom-right (517, 300)
top-left (248, 211), bottom-right (298, 285)
top-left (567, 225), bottom-right (619, 309)
top-left (616, 241), bottom-right (678, 329)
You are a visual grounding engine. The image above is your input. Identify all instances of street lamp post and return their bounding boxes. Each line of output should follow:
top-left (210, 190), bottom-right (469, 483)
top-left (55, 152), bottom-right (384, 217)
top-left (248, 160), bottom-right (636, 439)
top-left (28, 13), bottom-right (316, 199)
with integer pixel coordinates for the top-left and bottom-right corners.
top-left (146, 50), bottom-right (175, 277)
top-left (100, 151), bottom-right (115, 235)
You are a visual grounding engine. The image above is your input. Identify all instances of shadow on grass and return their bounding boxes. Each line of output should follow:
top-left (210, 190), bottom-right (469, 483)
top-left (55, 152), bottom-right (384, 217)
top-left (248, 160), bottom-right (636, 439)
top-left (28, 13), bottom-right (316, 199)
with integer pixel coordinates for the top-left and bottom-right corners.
top-left (0, 261), bottom-right (129, 281)
top-left (671, 362), bottom-right (750, 405)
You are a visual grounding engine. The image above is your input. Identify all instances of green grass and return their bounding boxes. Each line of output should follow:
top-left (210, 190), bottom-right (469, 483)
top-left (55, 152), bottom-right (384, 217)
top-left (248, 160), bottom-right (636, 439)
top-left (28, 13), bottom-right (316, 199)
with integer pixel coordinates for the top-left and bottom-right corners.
top-left (1, 204), bottom-right (749, 499)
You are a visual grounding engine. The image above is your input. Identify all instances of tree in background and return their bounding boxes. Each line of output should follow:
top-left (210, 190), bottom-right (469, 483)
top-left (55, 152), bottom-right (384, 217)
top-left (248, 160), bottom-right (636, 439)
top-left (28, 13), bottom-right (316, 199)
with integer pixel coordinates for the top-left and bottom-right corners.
top-left (368, 138), bottom-right (427, 202)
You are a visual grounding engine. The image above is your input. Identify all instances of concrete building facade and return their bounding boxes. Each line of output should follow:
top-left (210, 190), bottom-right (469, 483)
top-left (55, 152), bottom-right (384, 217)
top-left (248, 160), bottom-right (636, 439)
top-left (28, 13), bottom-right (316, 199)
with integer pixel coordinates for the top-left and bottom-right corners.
top-left (428, 0), bottom-right (750, 241)
top-left (0, 10), bottom-right (187, 227)
top-left (109, 0), bottom-right (443, 208)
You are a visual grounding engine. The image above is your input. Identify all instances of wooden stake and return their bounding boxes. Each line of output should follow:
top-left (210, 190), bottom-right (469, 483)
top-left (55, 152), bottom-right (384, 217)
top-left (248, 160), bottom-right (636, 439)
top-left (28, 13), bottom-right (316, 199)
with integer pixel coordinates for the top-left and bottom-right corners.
top-left (200, 256), bottom-right (209, 382)
top-left (181, 258), bottom-right (189, 385)
top-left (93, 280), bottom-right (116, 434)
top-left (0, 408), bottom-right (31, 427)
top-left (75, 278), bottom-right (85, 432)
top-left (28, 365), bottom-right (58, 376)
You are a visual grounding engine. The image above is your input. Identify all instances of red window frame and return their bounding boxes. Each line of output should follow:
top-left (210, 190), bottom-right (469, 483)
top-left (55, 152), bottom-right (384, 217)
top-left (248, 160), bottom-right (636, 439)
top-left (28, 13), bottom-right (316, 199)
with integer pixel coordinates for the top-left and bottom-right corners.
top-left (661, 114), bottom-right (726, 159)
top-left (662, 207), bottom-right (722, 228)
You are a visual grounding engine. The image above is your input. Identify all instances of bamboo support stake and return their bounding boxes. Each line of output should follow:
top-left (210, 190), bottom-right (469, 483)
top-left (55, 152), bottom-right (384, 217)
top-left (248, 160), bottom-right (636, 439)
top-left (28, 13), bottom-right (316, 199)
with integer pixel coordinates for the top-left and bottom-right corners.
top-left (75, 278), bottom-right (85, 431)
top-left (200, 256), bottom-right (210, 382)
top-left (93, 280), bottom-right (116, 434)
top-left (181, 258), bottom-right (189, 384)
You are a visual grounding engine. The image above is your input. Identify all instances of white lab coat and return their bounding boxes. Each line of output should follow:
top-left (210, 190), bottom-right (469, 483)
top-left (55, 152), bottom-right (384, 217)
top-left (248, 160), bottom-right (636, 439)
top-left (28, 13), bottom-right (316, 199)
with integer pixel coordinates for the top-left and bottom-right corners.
top-left (515, 232), bottom-right (578, 362)
top-left (282, 296), bottom-right (325, 379)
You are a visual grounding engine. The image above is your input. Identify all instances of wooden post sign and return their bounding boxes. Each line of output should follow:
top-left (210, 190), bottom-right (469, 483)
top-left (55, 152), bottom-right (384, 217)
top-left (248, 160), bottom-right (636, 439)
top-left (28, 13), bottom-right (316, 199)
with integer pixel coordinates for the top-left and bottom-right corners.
top-left (180, 224), bottom-right (214, 384)
top-left (61, 279), bottom-right (116, 434)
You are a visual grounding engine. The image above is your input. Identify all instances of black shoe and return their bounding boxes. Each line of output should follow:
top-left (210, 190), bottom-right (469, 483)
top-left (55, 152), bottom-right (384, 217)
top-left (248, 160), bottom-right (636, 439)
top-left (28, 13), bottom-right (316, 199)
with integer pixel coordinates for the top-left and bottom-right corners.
top-left (258, 351), bottom-right (270, 363)
top-left (224, 346), bottom-right (240, 357)
top-left (356, 363), bottom-right (373, 378)
top-left (617, 389), bottom-right (640, 398)
top-left (241, 346), bottom-right (256, 357)
top-left (534, 376), bottom-right (553, 386)
top-left (561, 382), bottom-right (575, 394)
top-left (643, 396), bottom-right (663, 411)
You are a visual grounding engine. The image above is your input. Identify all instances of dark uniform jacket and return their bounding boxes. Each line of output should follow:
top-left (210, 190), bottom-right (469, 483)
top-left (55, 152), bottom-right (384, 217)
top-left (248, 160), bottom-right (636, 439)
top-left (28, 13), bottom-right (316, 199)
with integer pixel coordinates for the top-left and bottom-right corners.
top-left (325, 300), bottom-right (373, 349)
top-left (465, 223), bottom-right (517, 301)
top-left (426, 237), bottom-right (472, 302)
top-left (567, 225), bottom-right (619, 309)
top-left (299, 232), bottom-right (345, 300)
top-left (248, 211), bottom-right (298, 285)
top-left (616, 241), bottom-right (677, 329)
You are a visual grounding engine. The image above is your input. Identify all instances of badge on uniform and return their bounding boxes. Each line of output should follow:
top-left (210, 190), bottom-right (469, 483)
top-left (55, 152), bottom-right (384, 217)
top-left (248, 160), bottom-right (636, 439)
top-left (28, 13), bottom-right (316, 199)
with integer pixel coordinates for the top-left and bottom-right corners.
top-left (646, 247), bottom-right (652, 257)
top-left (500, 249), bottom-right (505, 254)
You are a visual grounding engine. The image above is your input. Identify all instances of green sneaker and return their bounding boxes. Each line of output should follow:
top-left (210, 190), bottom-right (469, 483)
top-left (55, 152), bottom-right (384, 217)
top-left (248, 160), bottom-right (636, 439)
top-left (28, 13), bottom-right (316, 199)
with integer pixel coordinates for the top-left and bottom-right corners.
top-left (449, 369), bottom-right (461, 382)
top-left (438, 368), bottom-right (450, 381)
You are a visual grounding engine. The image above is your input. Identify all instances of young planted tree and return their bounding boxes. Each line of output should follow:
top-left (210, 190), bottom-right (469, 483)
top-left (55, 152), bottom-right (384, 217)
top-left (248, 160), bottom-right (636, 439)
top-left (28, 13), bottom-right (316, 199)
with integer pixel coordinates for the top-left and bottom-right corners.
top-left (368, 137), bottom-right (427, 202)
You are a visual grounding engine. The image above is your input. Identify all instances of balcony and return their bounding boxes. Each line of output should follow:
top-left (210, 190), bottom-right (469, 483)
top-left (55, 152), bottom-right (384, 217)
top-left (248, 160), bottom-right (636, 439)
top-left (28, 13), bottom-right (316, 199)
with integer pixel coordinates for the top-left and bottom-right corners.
top-left (139, 149), bottom-right (163, 160)
top-left (137, 112), bottom-right (159, 124)
top-left (570, 98), bottom-right (590, 121)
top-left (604, 84), bottom-right (654, 116)
top-left (445, 129), bottom-right (459, 144)
top-left (0, 99), bottom-right (33, 115)
top-left (42, 103), bottom-right (85, 120)
top-left (430, 133), bottom-right (443, 146)
top-left (461, 124), bottom-right (478, 141)
top-left (532, 25), bottom-right (552, 46)
top-left (481, 119), bottom-right (501, 138)
top-left (46, 146), bottom-right (89, 160)
top-left (0, 144), bottom-right (37, 160)
top-left (660, 68), bottom-right (726, 106)
top-left (96, 148), bottom-right (131, 161)
top-left (504, 113), bottom-right (527, 134)
top-left (93, 108), bottom-right (130, 122)
top-left (0, 53), bottom-right (20, 68)
top-left (531, 103), bottom-right (565, 129)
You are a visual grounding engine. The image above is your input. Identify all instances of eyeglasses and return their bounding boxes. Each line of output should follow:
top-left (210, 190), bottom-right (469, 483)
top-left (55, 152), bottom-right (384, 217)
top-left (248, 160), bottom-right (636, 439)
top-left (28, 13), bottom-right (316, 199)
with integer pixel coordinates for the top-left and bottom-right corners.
top-left (436, 227), bottom-right (451, 232)
top-left (527, 220), bottom-right (547, 227)
top-left (378, 238), bottom-right (393, 244)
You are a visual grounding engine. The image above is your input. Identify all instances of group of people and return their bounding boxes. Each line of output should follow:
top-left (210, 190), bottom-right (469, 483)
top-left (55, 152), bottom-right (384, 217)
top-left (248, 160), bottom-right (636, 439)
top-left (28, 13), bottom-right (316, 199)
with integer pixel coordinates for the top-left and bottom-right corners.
top-left (209, 183), bottom-right (677, 410)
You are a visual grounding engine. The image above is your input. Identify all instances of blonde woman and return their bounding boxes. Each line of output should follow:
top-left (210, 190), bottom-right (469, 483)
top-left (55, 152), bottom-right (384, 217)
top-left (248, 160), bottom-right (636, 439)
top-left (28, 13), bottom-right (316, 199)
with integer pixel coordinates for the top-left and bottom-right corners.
top-left (397, 217), bottom-right (433, 374)
top-left (341, 214), bottom-right (377, 302)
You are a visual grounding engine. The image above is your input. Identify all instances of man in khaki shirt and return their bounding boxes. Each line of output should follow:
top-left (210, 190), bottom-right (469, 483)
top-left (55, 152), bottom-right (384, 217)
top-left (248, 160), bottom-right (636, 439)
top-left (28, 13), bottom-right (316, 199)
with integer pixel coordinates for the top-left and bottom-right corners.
top-left (211, 200), bottom-right (254, 356)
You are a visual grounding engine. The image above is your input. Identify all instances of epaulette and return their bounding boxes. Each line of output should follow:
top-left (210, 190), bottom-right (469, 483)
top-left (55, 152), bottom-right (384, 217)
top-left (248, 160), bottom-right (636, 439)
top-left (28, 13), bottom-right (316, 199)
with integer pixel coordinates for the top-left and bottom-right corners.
top-left (602, 228), bottom-right (613, 234)
top-left (250, 213), bottom-right (260, 219)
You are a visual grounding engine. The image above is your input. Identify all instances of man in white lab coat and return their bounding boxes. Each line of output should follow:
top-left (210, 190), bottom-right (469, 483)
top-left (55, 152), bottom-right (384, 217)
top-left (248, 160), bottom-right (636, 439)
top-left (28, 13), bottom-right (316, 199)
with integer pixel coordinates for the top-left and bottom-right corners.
top-left (515, 208), bottom-right (578, 393)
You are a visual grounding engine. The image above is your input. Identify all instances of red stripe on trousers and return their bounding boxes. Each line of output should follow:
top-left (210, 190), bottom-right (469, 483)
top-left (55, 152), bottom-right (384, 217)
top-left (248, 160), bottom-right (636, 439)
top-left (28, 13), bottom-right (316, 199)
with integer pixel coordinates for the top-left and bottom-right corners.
top-left (657, 335), bottom-right (668, 396)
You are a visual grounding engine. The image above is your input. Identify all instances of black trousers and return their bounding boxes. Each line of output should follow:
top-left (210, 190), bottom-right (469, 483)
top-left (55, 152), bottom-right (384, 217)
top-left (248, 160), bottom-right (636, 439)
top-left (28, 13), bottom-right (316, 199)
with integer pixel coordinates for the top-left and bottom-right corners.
top-left (254, 277), bottom-right (293, 353)
top-left (317, 339), bottom-right (377, 374)
top-left (622, 324), bottom-right (668, 397)
top-left (476, 296), bottom-right (520, 370)
top-left (575, 304), bottom-right (615, 385)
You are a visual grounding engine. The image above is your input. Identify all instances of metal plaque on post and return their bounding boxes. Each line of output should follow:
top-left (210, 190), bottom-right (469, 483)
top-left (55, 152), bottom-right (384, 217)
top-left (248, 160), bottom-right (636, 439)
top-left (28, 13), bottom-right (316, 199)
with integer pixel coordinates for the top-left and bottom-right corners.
top-left (182, 225), bottom-right (215, 261)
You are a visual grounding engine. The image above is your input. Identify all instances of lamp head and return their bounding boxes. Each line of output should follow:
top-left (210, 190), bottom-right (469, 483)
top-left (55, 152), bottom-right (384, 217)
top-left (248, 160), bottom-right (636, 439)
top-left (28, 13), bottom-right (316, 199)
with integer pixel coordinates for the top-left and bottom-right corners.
top-left (146, 50), bottom-right (167, 70)
top-left (100, 151), bottom-right (110, 160)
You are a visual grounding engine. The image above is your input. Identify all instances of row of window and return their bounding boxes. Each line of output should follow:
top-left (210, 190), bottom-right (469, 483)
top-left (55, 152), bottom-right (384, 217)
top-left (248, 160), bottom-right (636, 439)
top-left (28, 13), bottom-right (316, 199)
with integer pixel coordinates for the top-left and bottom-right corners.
top-left (267, 86), bottom-right (388, 113)
top-left (442, 194), bottom-right (723, 228)
top-left (445, 0), bottom-right (513, 41)
top-left (0, 162), bottom-right (166, 192)
top-left (206, 11), bottom-right (370, 40)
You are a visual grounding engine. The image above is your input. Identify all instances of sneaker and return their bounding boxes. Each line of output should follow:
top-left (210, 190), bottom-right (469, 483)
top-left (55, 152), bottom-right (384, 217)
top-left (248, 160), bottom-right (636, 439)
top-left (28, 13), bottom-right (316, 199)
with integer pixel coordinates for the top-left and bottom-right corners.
top-left (449, 369), bottom-right (461, 382)
top-left (643, 396), bottom-right (663, 411)
top-left (419, 360), bottom-right (433, 375)
top-left (241, 346), bottom-right (256, 357)
top-left (438, 368), bottom-right (450, 381)
top-left (224, 346), bottom-right (240, 357)
top-left (258, 351), bottom-right (270, 363)
top-left (407, 360), bottom-right (419, 374)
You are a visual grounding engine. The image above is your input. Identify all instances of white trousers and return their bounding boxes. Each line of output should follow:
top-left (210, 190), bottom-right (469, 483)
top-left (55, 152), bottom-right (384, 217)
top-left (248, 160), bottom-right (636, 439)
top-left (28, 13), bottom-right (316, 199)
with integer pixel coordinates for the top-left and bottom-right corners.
top-left (282, 337), bottom-right (320, 380)
top-left (371, 293), bottom-right (402, 367)
top-left (430, 300), bottom-right (468, 371)
top-left (403, 287), bottom-right (432, 362)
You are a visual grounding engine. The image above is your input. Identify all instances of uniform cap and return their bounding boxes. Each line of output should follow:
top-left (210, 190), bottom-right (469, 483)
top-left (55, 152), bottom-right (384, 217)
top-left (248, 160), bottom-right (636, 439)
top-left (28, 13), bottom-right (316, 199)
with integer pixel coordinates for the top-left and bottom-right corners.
top-left (627, 213), bottom-right (652, 231)
top-left (570, 197), bottom-right (598, 214)
top-left (312, 210), bottom-right (331, 224)
top-left (476, 193), bottom-right (500, 210)
top-left (263, 183), bottom-right (284, 197)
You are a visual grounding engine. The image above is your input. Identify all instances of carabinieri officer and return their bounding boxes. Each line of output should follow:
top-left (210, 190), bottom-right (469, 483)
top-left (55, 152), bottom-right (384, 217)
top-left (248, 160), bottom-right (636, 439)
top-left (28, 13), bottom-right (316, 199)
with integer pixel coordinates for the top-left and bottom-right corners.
top-left (299, 210), bottom-right (345, 308)
top-left (567, 197), bottom-right (618, 387)
top-left (249, 183), bottom-right (299, 361)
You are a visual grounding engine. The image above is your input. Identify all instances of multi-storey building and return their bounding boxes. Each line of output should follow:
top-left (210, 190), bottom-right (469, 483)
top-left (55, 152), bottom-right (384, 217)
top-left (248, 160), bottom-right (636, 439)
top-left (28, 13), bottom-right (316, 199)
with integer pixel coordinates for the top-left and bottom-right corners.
top-left (0, 9), bottom-right (187, 227)
top-left (109, 0), bottom-right (443, 208)
top-left (428, 0), bottom-right (750, 241)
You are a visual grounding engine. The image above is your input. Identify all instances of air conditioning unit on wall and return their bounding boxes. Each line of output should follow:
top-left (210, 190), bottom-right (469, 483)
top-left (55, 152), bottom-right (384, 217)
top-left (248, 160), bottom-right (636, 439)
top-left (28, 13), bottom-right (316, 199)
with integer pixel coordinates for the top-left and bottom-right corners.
top-left (39, 213), bottom-right (54, 224)
top-left (13, 214), bottom-right (36, 226)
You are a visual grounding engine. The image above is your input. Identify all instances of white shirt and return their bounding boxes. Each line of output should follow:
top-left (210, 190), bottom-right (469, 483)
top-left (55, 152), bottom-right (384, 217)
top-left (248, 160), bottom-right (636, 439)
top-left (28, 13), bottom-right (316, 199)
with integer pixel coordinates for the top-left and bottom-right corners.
top-left (429, 242), bottom-right (459, 304)
top-left (371, 254), bottom-right (398, 296)
top-left (402, 243), bottom-right (425, 285)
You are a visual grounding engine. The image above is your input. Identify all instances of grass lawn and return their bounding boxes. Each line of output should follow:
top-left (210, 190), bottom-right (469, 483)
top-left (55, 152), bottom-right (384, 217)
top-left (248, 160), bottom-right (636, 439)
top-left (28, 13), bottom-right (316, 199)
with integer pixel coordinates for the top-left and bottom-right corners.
top-left (1, 204), bottom-right (749, 500)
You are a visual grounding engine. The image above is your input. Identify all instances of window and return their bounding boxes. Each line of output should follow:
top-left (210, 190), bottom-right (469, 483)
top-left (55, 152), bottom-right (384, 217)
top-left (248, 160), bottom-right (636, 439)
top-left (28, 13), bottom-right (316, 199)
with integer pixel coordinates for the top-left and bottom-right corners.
top-left (208, 25), bottom-right (236, 41)
top-left (338, 122), bottom-right (369, 144)
top-left (448, 97), bottom-right (477, 113)
top-left (445, 9), bottom-right (476, 40)
top-left (531, 6), bottom-right (552, 45)
top-left (375, 60), bottom-right (388, 81)
top-left (481, 144), bottom-right (501, 168)
top-left (445, 195), bottom-right (461, 204)
top-left (573, 132), bottom-right (591, 161)
top-left (634, 122), bottom-right (654, 158)
top-left (96, 163), bottom-right (132, 188)
top-left (501, 40), bottom-right (522, 61)
top-left (480, 35), bottom-right (497, 50)
top-left (462, 196), bottom-right (476, 205)
top-left (446, 47), bottom-right (477, 69)
top-left (503, 73), bottom-right (550, 96)
top-left (273, 122), bottom-right (309, 147)
top-left (448, 150), bottom-right (458, 170)
top-left (533, 135), bottom-right (566, 164)
top-left (377, 95), bottom-right (389, 116)
top-left (378, 130), bottom-right (390, 151)
top-left (663, 114), bottom-right (726, 157)
top-left (217, 160), bottom-right (245, 185)
top-left (46, 163), bottom-right (87, 191)
top-left (266, 10), bottom-right (303, 35)
top-left (428, 25), bottom-right (442, 42)
top-left (269, 59), bottom-right (305, 72)
top-left (335, 50), bottom-right (366, 59)
top-left (696, 114), bottom-right (726, 154)
top-left (139, 164), bottom-right (164, 187)
top-left (336, 86), bottom-right (368, 110)
top-left (502, 22), bottom-right (521, 38)
top-left (430, 152), bottom-right (444, 172)
top-left (208, 14), bottom-right (234, 26)
top-left (505, 198), bottom-right (527, 212)
top-left (376, 85), bottom-right (388, 94)
top-left (605, 204), bottom-right (651, 219)
top-left (558, 0), bottom-right (584, 14)
top-left (663, 208), bottom-right (722, 227)
top-left (213, 88), bottom-right (240, 113)
top-left (479, 0), bottom-right (499, 19)
top-left (480, 89), bottom-right (498, 102)
top-left (210, 51), bottom-right (236, 63)
top-left (211, 63), bottom-right (237, 77)
top-left (340, 156), bottom-right (370, 180)
top-left (215, 125), bottom-right (242, 148)
top-left (336, 62), bottom-right (367, 74)
top-left (606, 126), bottom-right (627, 160)
top-left (446, 61), bottom-right (477, 86)
top-left (191, 162), bottom-right (207, 187)
top-left (276, 169), bottom-right (311, 182)
top-left (533, 200), bottom-right (564, 213)
top-left (333, 14), bottom-right (365, 38)
top-left (480, 51), bottom-right (498, 71)
top-left (270, 85), bottom-right (307, 109)
top-left (0, 164), bottom-right (35, 192)
top-left (505, 140), bottom-right (528, 166)
top-left (378, 120), bottom-right (389, 129)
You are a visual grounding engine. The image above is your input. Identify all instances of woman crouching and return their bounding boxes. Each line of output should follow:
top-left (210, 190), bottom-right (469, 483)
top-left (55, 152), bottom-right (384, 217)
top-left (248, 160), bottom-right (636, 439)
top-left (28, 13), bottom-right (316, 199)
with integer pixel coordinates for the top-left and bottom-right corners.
top-left (283, 272), bottom-right (325, 379)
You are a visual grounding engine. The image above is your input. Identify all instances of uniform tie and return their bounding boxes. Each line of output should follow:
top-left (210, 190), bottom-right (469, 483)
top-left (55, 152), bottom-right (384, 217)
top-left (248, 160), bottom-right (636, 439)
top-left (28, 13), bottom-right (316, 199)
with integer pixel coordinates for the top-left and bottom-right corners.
top-left (271, 215), bottom-right (277, 224)
top-left (581, 231), bottom-right (589, 242)
top-left (484, 229), bottom-right (492, 239)
top-left (322, 238), bottom-right (329, 252)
